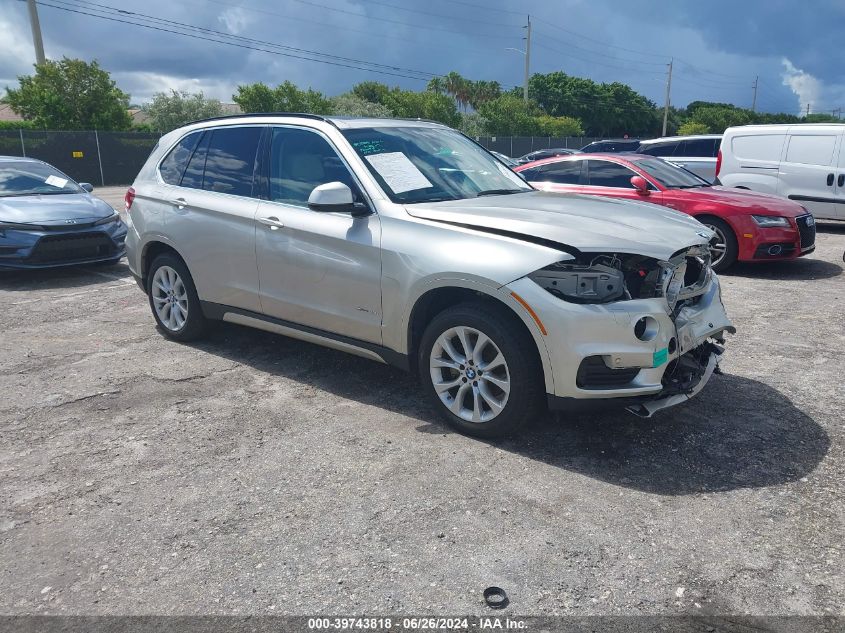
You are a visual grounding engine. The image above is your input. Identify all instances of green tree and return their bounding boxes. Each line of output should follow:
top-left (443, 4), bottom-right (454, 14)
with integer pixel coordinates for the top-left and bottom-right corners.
top-left (478, 95), bottom-right (543, 135)
top-left (383, 89), bottom-right (459, 126)
top-left (233, 81), bottom-right (331, 114)
top-left (426, 77), bottom-right (446, 95)
top-left (456, 112), bottom-right (488, 137)
top-left (351, 81), bottom-right (391, 105)
top-left (330, 93), bottom-right (393, 118)
top-left (6, 57), bottom-right (131, 130)
top-left (527, 71), bottom-right (658, 136)
top-left (232, 82), bottom-right (276, 112)
top-left (677, 121), bottom-right (711, 135)
top-left (141, 90), bottom-right (223, 132)
top-left (688, 106), bottom-right (754, 133)
top-left (535, 114), bottom-right (584, 136)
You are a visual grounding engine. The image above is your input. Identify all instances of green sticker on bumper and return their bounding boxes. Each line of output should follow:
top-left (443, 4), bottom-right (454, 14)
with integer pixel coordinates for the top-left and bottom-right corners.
top-left (653, 347), bottom-right (668, 367)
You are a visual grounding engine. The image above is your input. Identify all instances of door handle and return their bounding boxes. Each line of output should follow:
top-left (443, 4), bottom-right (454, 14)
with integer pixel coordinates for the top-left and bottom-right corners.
top-left (839, 174), bottom-right (844, 187)
top-left (171, 197), bottom-right (187, 209)
top-left (259, 216), bottom-right (285, 230)
top-left (827, 173), bottom-right (834, 186)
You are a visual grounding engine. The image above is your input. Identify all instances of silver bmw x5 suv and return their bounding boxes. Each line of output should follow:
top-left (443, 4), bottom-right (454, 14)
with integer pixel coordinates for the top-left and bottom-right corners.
top-left (125, 114), bottom-right (734, 437)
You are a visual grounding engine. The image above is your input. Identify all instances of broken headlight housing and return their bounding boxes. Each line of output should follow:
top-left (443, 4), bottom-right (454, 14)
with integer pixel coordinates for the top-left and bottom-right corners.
top-left (529, 247), bottom-right (712, 309)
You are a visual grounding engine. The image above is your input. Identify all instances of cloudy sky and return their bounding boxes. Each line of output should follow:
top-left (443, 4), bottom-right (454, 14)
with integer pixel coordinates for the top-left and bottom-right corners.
top-left (2, 0), bottom-right (843, 115)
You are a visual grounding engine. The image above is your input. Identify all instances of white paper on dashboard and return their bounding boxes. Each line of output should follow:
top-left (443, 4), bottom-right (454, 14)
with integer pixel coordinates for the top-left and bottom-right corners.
top-left (45, 175), bottom-right (68, 188)
top-left (365, 152), bottom-right (433, 194)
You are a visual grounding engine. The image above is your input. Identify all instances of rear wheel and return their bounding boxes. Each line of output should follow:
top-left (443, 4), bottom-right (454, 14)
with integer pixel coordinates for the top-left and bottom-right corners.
top-left (419, 302), bottom-right (543, 438)
top-left (700, 217), bottom-right (738, 272)
top-left (147, 253), bottom-right (208, 341)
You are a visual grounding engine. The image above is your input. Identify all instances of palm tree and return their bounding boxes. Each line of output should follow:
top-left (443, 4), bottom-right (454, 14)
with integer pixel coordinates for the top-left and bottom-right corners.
top-left (427, 77), bottom-right (446, 95)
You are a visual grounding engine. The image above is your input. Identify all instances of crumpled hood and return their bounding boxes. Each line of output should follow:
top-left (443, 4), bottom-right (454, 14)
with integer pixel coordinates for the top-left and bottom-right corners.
top-left (0, 193), bottom-right (114, 225)
top-left (405, 191), bottom-right (713, 260)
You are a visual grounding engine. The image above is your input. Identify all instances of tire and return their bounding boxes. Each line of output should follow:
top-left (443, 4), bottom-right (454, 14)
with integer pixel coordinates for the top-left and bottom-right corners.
top-left (700, 216), bottom-right (738, 272)
top-left (146, 252), bottom-right (208, 342)
top-left (418, 302), bottom-right (544, 438)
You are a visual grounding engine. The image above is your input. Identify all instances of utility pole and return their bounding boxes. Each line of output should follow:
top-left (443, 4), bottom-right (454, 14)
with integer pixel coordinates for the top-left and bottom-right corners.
top-left (806, 103), bottom-right (811, 116)
top-left (26, 0), bottom-right (46, 65)
top-left (661, 58), bottom-right (673, 137)
top-left (751, 76), bottom-right (758, 112)
top-left (523, 15), bottom-right (531, 104)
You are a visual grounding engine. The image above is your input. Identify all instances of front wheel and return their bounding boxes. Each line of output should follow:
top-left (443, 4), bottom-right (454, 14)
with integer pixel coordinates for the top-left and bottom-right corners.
top-left (147, 253), bottom-right (208, 341)
top-left (418, 302), bottom-right (543, 438)
top-left (700, 217), bottom-right (738, 272)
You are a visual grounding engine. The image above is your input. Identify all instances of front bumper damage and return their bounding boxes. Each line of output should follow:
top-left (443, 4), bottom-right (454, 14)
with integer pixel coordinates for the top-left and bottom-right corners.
top-left (507, 245), bottom-right (735, 416)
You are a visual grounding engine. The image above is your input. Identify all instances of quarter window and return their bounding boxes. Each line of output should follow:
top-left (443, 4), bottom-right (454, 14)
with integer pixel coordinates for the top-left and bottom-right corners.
top-left (159, 132), bottom-right (201, 185)
top-left (201, 127), bottom-right (262, 197)
top-left (269, 127), bottom-right (358, 207)
top-left (586, 160), bottom-right (638, 188)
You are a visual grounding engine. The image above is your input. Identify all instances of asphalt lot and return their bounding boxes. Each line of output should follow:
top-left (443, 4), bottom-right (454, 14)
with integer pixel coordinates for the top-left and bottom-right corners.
top-left (1, 186), bottom-right (843, 616)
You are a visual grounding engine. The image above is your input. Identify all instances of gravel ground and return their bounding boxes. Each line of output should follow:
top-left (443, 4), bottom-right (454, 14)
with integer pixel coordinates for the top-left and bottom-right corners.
top-left (1, 187), bottom-right (843, 616)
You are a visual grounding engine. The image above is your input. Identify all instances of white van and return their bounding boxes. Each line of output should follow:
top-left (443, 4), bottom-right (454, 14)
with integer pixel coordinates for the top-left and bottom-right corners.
top-left (718, 123), bottom-right (845, 221)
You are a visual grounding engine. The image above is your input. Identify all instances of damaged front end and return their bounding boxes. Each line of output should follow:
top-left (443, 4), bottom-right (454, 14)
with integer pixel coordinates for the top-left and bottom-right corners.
top-left (525, 243), bottom-right (735, 416)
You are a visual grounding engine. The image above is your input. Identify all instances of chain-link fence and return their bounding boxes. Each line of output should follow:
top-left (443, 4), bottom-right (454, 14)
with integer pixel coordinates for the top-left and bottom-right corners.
top-left (0, 130), bottom-right (603, 186)
top-left (0, 130), bottom-right (161, 186)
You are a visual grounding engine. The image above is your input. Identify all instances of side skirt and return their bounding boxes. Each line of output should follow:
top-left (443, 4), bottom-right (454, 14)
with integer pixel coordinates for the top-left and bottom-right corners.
top-left (200, 301), bottom-right (410, 371)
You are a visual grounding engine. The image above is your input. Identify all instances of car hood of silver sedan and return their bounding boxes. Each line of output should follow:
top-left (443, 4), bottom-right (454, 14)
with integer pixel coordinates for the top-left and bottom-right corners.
top-left (405, 191), bottom-right (714, 261)
top-left (0, 192), bottom-right (114, 225)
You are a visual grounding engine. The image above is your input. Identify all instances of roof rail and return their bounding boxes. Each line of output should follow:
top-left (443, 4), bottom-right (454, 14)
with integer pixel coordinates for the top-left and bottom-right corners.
top-left (185, 112), bottom-right (333, 126)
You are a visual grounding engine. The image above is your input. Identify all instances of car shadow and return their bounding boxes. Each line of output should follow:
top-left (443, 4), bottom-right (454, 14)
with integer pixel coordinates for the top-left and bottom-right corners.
top-left (0, 261), bottom-right (131, 291)
top-left (191, 322), bottom-right (829, 497)
top-left (815, 221), bottom-right (845, 235)
top-left (724, 257), bottom-right (842, 280)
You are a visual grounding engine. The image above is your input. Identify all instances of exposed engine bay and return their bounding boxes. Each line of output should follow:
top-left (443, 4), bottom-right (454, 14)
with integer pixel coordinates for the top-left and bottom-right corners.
top-left (528, 245), bottom-right (712, 313)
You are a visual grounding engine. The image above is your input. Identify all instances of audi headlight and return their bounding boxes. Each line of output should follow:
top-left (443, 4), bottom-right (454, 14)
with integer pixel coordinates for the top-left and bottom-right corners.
top-left (751, 215), bottom-right (790, 228)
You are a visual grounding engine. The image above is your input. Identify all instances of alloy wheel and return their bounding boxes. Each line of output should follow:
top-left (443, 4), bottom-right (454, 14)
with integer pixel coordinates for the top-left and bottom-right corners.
top-left (429, 326), bottom-right (511, 423)
top-left (704, 223), bottom-right (728, 267)
top-left (151, 265), bottom-right (189, 332)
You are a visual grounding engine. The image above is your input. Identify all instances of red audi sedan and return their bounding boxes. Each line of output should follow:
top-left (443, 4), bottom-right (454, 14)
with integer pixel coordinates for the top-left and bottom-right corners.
top-left (515, 153), bottom-right (816, 271)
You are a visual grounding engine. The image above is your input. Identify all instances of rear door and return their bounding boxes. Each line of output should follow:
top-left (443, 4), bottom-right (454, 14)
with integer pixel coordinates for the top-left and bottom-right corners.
top-left (164, 125), bottom-right (264, 312)
top-left (669, 138), bottom-right (718, 182)
top-left (777, 128), bottom-right (841, 220)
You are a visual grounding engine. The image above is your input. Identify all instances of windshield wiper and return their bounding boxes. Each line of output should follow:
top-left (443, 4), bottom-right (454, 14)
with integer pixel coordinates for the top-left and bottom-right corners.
top-left (674, 184), bottom-right (710, 189)
top-left (475, 188), bottom-right (526, 197)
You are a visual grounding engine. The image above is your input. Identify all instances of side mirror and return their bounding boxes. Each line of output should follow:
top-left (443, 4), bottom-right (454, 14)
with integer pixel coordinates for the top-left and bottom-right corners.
top-left (630, 176), bottom-right (650, 195)
top-left (308, 182), bottom-right (370, 217)
top-left (79, 182), bottom-right (94, 193)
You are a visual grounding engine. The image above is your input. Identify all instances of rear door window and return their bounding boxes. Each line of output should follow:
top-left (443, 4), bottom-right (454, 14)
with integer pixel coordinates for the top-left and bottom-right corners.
top-left (539, 160), bottom-right (583, 184)
top-left (201, 126), bottom-right (263, 197)
top-left (677, 138), bottom-right (717, 157)
top-left (640, 142), bottom-right (678, 157)
top-left (586, 160), bottom-right (638, 188)
top-left (159, 131), bottom-right (202, 185)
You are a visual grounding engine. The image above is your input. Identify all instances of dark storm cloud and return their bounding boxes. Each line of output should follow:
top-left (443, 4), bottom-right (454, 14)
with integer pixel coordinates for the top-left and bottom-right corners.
top-left (1, 0), bottom-right (841, 114)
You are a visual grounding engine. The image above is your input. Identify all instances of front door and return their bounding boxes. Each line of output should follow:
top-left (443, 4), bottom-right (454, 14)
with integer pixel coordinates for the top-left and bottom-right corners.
top-left (255, 126), bottom-right (383, 344)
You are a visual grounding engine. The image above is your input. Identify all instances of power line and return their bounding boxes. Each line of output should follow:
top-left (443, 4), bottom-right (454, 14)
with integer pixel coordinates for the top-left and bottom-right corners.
top-left (38, 0), bottom-right (440, 81)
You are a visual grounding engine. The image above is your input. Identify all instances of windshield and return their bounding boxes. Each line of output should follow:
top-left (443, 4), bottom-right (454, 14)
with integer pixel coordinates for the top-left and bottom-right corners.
top-left (0, 161), bottom-right (83, 197)
top-left (636, 157), bottom-right (710, 188)
top-left (342, 126), bottom-right (532, 203)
